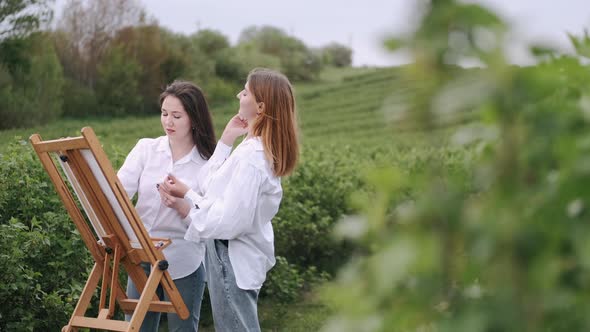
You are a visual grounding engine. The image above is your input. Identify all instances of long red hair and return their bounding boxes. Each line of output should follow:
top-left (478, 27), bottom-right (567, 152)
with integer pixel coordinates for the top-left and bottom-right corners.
top-left (248, 68), bottom-right (299, 177)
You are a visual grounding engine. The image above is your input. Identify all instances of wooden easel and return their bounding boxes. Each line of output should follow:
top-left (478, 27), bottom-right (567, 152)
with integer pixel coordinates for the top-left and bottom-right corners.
top-left (30, 127), bottom-right (188, 332)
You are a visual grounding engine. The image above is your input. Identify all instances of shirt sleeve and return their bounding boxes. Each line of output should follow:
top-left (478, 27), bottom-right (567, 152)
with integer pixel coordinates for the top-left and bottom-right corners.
top-left (196, 141), bottom-right (232, 194)
top-left (185, 189), bottom-right (205, 209)
top-left (185, 160), bottom-right (263, 241)
top-left (116, 139), bottom-right (146, 199)
top-left (180, 197), bottom-right (195, 226)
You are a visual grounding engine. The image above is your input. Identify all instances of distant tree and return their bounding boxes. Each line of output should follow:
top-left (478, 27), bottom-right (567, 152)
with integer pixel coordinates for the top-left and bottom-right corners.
top-left (322, 42), bottom-right (352, 67)
top-left (54, 0), bottom-right (148, 87)
top-left (191, 28), bottom-right (230, 57)
top-left (237, 25), bottom-right (260, 45)
top-left (112, 25), bottom-right (171, 113)
top-left (282, 47), bottom-right (322, 81)
top-left (0, 0), bottom-right (53, 39)
top-left (95, 45), bottom-right (142, 116)
top-left (237, 25), bottom-right (322, 81)
top-left (0, 37), bottom-right (31, 75)
top-left (238, 26), bottom-right (305, 56)
top-left (214, 48), bottom-right (246, 82)
top-left (150, 28), bottom-right (191, 84)
top-left (0, 0), bottom-right (53, 75)
top-left (216, 43), bottom-right (282, 82)
top-left (61, 77), bottom-right (98, 117)
top-left (0, 32), bottom-right (64, 129)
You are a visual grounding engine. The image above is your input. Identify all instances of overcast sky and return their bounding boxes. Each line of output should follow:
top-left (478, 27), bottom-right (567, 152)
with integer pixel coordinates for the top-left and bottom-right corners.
top-left (53, 0), bottom-right (590, 66)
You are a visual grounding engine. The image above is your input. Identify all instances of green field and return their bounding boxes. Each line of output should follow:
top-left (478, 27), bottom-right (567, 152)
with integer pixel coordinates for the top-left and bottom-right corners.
top-left (0, 67), bottom-right (467, 331)
top-left (0, 66), bottom-right (399, 150)
top-left (0, 66), bottom-right (414, 177)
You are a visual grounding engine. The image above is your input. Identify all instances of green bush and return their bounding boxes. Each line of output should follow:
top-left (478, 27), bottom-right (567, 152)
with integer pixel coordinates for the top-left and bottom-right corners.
top-left (261, 256), bottom-right (303, 303)
top-left (273, 146), bottom-right (361, 274)
top-left (0, 140), bottom-right (63, 221)
top-left (262, 256), bottom-right (330, 303)
top-left (0, 140), bottom-right (91, 331)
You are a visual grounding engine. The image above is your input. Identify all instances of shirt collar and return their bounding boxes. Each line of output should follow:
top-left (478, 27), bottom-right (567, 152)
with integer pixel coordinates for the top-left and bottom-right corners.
top-left (243, 136), bottom-right (265, 151)
top-left (156, 136), bottom-right (170, 154)
top-left (188, 146), bottom-right (206, 164)
top-left (156, 136), bottom-right (205, 164)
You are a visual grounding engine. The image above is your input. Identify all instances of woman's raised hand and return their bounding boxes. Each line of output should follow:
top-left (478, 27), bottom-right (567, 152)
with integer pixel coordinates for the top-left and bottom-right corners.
top-left (220, 114), bottom-right (248, 146)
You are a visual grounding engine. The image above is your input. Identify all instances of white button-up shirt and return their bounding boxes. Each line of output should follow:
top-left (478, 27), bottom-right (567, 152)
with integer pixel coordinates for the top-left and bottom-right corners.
top-left (185, 137), bottom-right (282, 290)
top-left (118, 136), bottom-right (217, 279)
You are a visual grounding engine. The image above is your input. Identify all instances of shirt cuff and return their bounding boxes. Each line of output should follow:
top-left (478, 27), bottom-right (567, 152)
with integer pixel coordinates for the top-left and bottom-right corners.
top-left (180, 197), bottom-right (193, 226)
top-left (185, 189), bottom-right (204, 209)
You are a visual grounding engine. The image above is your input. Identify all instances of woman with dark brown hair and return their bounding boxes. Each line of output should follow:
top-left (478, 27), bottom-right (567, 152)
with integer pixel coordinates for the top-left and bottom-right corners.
top-left (117, 80), bottom-right (222, 331)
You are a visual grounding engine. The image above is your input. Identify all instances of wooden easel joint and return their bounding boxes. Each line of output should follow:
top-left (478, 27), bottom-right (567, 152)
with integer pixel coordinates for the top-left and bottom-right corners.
top-left (157, 260), bottom-right (169, 271)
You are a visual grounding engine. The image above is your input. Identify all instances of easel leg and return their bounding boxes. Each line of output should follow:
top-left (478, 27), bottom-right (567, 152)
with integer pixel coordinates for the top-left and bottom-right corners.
top-left (62, 263), bottom-right (102, 332)
top-left (108, 245), bottom-right (122, 318)
top-left (99, 249), bottom-right (112, 312)
top-left (127, 262), bottom-right (164, 331)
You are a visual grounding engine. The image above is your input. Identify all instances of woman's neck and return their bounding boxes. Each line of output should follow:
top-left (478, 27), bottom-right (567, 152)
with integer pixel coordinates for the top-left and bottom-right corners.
top-left (168, 137), bottom-right (194, 162)
top-left (246, 124), bottom-right (256, 139)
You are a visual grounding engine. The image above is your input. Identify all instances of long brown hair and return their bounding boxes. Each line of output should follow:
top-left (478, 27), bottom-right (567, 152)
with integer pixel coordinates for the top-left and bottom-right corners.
top-left (248, 68), bottom-right (299, 176)
top-left (159, 81), bottom-right (216, 160)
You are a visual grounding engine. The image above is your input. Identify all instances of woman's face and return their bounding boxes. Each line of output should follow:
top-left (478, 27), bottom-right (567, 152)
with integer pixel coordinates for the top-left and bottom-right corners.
top-left (161, 95), bottom-right (192, 142)
top-left (236, 82), bottom-right (260, 122)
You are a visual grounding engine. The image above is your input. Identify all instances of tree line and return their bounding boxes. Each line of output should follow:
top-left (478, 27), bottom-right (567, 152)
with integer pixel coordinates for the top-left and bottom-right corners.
top-left (0, 0), bottom-right (353, 129)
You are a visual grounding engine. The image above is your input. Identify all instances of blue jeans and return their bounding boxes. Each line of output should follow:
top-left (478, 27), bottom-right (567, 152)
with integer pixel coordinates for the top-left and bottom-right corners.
top-left (125, 262), bottom-right (205, 332)
top-left (205, 239), bottom-right (261, 332)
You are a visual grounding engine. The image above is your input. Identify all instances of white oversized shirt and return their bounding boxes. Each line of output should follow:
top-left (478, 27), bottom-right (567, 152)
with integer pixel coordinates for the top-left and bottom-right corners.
top-left (117, 136), bottom-right (225, 279)
top-left (184, 137), bottom-right (282, 290)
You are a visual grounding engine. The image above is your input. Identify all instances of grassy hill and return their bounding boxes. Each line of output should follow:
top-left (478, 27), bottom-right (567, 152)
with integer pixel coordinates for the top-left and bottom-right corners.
top-left (0, 67), bottom-right (400, 155)
top-left (298, 67), bottom-right (397, 145)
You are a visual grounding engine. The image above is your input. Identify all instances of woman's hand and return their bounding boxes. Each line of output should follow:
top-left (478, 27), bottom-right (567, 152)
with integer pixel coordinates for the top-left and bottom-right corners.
top-left (220, 114), bottom-right (249, 146)
top-left (158, 174), bottom-right (189, 198)
top-left (158, 185), bottom-right (191, 218)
